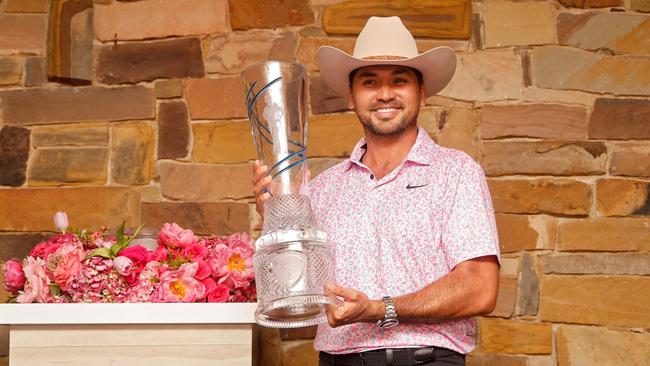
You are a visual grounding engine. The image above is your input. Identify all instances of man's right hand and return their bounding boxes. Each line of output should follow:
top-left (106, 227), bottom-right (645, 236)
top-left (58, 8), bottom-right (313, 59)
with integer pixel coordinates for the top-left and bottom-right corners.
top-left (253, 160), bottom-right (272, 216)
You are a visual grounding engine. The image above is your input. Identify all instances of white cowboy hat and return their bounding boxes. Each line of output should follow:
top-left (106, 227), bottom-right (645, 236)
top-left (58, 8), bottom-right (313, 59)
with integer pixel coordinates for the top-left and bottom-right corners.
top-left (317, 16), bottom-right (457, 98)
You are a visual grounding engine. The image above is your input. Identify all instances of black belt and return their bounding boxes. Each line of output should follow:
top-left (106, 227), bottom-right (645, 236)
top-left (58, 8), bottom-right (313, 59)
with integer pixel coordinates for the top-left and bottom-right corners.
top-left (319, 346), bottom-right (447, 366)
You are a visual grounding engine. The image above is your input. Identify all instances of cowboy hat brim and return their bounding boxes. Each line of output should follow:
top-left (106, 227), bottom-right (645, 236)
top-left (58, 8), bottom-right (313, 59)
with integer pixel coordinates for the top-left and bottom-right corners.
top-left (318, 45), bottom-right (457, 98)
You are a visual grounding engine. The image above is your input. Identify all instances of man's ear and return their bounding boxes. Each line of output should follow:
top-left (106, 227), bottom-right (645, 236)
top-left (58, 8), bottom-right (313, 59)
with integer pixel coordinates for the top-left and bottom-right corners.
top-left (348, 92), bottom-right (355, 110)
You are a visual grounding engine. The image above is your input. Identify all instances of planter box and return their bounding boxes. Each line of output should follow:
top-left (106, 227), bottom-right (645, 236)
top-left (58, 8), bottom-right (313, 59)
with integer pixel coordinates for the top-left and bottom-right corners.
top-left (0, 303), bottom-right (258, 366)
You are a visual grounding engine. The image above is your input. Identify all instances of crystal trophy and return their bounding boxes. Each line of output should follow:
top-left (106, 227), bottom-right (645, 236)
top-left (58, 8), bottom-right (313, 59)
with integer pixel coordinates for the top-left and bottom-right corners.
top-left (241, 61), bottom-right (337, 328)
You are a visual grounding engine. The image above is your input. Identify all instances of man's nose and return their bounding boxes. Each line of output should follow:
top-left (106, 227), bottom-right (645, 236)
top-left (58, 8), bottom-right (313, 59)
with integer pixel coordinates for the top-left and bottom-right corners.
top-left (375, 84), bottom-right (396, 102)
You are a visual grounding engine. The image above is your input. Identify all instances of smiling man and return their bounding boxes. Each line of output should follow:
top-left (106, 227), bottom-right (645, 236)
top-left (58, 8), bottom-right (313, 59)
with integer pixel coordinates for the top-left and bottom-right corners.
top-left (253, 16), bottom-right (500, 366)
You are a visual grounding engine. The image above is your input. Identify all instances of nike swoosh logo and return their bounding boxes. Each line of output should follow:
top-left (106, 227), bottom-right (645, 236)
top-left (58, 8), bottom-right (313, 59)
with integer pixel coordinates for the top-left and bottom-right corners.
top-left (406, 183), bottom-right (429, 190)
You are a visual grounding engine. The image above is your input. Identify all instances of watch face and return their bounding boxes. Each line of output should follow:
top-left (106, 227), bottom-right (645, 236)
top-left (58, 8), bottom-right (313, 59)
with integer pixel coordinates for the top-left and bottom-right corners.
top-left (380, 319), bottom-right (399, 328)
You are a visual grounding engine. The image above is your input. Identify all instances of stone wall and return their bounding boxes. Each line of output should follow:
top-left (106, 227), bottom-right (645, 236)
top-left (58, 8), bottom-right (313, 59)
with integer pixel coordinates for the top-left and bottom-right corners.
top-left (1, 0), bottom-right (649, 365)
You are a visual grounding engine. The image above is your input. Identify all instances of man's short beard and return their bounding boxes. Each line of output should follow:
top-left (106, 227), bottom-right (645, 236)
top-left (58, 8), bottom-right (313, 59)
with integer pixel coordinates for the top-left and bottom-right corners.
top-left (358, 103), bottom-right (420, 137)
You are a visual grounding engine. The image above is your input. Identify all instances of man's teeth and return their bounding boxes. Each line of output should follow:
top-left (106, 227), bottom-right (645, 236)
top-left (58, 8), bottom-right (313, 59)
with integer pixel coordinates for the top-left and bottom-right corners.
top-left (376, 108), bottom-right (399, 112)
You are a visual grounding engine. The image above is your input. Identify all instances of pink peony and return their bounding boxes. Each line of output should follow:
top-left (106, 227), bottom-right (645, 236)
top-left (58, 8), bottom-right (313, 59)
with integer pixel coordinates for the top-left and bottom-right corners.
top-left (207, 284), bottom-right (231, 303)
top-left (201, 236), bottom-right (226, 252)
top-left (2, 259), bottom-right (25, 293)
top-left (113, 256), bottom-right (133, 276)
top-left (208, 241), bottom-right (255, 289)
top-left (151, 262), bottom-right (205, 302)
top-left (17, 256), bottom-right (51, 303)
top-left (158, 223), bottom-right (198, 248)
top-left (224, 232), bottom-right (252, 251)
top-left (182, 242), bottom-right (208, 260)
top-left (46, 242), bottom-right (84, 291)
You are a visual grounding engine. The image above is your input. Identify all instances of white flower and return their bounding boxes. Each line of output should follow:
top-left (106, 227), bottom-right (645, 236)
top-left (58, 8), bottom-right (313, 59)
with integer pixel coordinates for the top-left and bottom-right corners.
top-left (53, 211), bottom-right (69, 233)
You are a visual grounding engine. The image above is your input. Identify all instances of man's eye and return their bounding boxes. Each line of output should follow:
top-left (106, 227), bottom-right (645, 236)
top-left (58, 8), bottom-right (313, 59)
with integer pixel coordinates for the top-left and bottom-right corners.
top-left (394, 78), bottom-right (408, 84)
top-left (362, 79), bottom-right (376, 86)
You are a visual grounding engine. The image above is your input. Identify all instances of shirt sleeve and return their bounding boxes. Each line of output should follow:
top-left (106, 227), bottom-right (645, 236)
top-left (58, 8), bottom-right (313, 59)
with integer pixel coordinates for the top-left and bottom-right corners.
top-left (440, 159), bottom-right (500, 270)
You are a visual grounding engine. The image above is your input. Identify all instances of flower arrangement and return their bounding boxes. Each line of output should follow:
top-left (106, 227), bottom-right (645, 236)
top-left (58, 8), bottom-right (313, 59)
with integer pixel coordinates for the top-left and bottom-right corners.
top-left (2, 212), bottom-right (256, 303)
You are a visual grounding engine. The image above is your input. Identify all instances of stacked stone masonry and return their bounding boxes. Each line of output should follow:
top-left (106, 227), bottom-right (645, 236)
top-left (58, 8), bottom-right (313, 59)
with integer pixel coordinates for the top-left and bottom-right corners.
top-left (0, 1), bottom-right (649, 365)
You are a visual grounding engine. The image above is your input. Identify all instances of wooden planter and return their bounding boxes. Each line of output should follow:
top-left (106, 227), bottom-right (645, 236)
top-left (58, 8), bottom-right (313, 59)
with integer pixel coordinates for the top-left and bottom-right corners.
top-left (0, 303), bottom-right (258, 366)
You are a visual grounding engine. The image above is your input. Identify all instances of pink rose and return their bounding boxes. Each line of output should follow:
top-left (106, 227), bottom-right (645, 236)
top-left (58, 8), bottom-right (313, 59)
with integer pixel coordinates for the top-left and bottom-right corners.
top-left (118, 245), bottom-right (148, 284)
top-left (201, 277), bottom-right (217, 292)
top-left (198, 277), bottom-right (217, 301)
top-left (182, 242), bottom-right (208, 260)
top-left (195, 260), bottom-right (211, 280)
top-left (151, 262), bottom-right (205, 303)
top-left (29, 233), bottom-right (82, 260)
top-left (2, 259), bottom-right (25, 293)
top-left (158, 223), bottom-right (198, 248)
top-left (29, 241), bottom-right (60, 260)
top-left (207, 284), bottom-right (231, 303)
top-left (113, 256), bottom-right (133, 276)
top-left (208, 242), bottom-right (255, 289)
top-left (47, 243), bottom-right (84, 291)
top-left (17, 256), bottom-right (51, 303)
top-left (118, 245), bottom-right (148, 266)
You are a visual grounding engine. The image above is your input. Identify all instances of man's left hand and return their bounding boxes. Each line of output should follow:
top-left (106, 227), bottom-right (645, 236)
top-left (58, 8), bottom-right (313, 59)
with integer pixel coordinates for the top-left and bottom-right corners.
top-left (325, 283), bottom-right (383, 328)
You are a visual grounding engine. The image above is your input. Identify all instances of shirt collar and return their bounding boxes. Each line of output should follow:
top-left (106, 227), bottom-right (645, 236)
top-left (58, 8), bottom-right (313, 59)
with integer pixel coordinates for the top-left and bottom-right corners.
top-left (346, 126), bottom-right (437, 170)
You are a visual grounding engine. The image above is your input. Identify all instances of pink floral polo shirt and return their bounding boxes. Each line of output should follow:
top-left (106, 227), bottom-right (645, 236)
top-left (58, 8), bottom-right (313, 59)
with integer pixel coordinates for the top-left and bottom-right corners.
top-left (309, 127), bottom-right (500, 354)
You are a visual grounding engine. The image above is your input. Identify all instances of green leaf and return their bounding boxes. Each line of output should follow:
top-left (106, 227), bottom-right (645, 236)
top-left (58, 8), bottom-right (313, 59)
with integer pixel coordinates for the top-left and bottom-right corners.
top-left (110, 243), bottom-right (121, 257)
top-left (116, 221), bottom-right (126, 245)
top-left (86, 247), bottom-right (112, 259)
top-left (49, 283), bottom-right (60, 297)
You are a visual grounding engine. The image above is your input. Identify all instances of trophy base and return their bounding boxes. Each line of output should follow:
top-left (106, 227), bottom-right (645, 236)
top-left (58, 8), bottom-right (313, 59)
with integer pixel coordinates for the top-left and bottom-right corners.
top-left (255, 294), bottom-right (335, 328)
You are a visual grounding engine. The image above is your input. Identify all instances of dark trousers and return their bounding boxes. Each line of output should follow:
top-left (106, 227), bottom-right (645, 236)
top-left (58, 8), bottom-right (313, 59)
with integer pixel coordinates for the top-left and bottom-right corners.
top-left (319, 347), bottom-right (465, 366)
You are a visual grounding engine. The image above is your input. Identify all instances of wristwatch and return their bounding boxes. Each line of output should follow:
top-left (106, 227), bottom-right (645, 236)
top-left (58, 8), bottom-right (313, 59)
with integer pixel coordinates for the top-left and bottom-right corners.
top-left (377, 296), bottom-right (399, 328)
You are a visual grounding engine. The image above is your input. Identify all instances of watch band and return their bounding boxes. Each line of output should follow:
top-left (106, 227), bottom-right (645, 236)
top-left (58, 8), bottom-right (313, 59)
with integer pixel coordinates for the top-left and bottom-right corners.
top-left (377, 296), bottom-right (399, 328)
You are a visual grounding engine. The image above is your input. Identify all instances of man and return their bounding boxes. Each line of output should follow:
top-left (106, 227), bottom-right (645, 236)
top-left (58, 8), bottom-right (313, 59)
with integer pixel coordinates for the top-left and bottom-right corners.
top-left (253, 16), bottom-right (500, 366)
